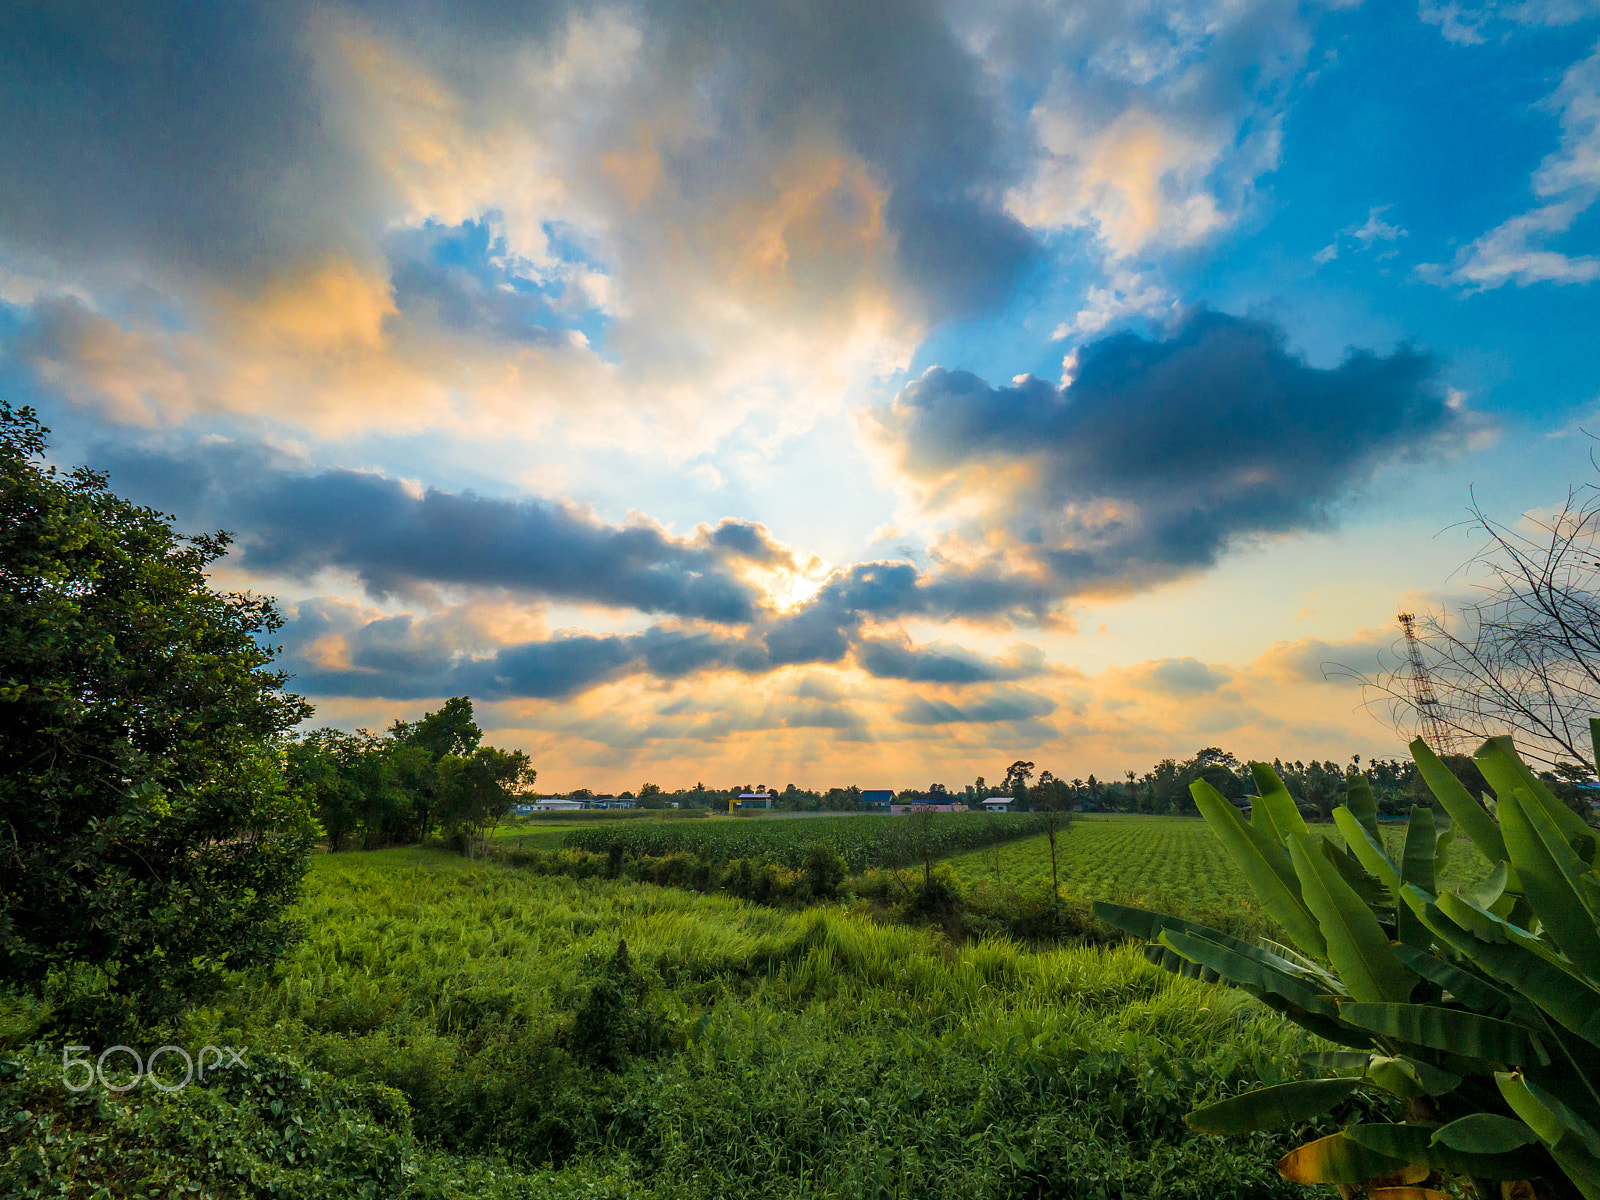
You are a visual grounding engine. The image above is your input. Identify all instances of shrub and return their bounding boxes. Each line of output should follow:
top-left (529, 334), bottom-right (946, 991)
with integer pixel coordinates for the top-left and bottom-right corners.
top-left (0, 403), bottom-right (317, 1034)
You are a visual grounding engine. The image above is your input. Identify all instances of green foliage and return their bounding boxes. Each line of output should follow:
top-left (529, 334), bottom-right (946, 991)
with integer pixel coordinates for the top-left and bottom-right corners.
top-left (286, 697), bottom-right (533, 851)
top-left (564, 811), bottom-right (1051, 873)
top-left (0, 403), bottom-right (318, 1032)
top-left (5, 847), bottom-right (1318, 1199)
top-left (1097, 729), bottom-right (1600, 1198)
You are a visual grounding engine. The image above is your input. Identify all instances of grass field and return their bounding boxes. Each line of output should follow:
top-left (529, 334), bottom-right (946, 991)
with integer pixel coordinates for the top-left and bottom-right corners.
top-left (163, 845), bottom-right (1317, 1199)
top-left (15, 811), bottom-right (1491, 1198)
top-left (562, 810), bottom-right (1051, 871)
top-left (944, 813), bottom-right (1495, 912)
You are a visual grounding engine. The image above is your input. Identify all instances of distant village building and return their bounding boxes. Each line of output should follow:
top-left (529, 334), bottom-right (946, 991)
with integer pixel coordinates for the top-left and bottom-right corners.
top-left (861, 790), bottom-right (894, 810)
top-left (980, 797), bottom-right (1013, 813)
top-left (530, 797), bottom-right (587, 812)
top-left (736, 792), bottom-right (773, 810)
top-left (890, 796), bottom-right (967, 815)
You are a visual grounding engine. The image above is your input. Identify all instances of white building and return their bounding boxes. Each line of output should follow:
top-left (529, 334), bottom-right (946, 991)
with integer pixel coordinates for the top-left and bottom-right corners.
top-left (981, 797), bottom-right (1014, 813)
top-left (530, 797), bottom-right (587, 811)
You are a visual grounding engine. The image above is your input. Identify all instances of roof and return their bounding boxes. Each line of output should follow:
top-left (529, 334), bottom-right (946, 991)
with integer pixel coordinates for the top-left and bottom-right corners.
top-left (738, 792), bottom-right (772, 799)
top-left (861, 790), bottom-right (894, 804)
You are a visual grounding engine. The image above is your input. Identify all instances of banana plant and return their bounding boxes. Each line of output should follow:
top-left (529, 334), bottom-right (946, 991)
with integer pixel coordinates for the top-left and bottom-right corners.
top-left (1095, 726), bottom-right (1600, 1200)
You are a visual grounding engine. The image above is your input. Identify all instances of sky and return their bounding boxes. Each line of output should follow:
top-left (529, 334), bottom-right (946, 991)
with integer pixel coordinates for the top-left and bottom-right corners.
top-left (3, 0), bottom-right (1598, 792)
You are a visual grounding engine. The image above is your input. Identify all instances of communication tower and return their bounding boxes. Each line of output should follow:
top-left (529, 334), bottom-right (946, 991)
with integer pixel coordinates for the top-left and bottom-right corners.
top-left (1397, 612), bottom-right (1459, 755)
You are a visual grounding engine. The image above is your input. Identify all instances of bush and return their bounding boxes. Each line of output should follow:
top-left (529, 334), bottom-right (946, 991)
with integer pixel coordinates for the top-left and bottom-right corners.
top-left (0, 403), bottom-right (317, 1034)
top-left (804, 844), bottom-right (848, 898)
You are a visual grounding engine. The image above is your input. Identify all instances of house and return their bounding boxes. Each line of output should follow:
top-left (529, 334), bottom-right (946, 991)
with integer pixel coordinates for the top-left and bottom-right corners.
top-left (736, 792), bottom-right (773, 810)
top-left (861, 790), bottom-right (894, 810)
top-left (890, 797), bottom-right (967, 815)
top-left (980, 797), bottom-right (1013, 813)
top-left (529, 797), bottom-right (587, 812)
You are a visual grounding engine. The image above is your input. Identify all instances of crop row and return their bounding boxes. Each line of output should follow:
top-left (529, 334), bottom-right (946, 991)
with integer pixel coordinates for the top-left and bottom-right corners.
top-left (563, 811), bottom-right (1054, 872)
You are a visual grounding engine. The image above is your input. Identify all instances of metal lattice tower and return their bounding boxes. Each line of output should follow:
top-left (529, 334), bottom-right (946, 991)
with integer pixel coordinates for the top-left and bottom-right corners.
top-left (1397, 613), bottom-right (1459, 755)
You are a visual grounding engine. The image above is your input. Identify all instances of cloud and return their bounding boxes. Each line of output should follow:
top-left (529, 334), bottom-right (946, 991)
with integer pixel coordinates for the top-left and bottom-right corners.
top-left (855, 635), bottom-right (1046, 683)
top-left (1422, 41), bottom-right (1600, 288)
top-left (95, 439), bottom-right (770, 620)
top-left (1314, 205), bottom-right (1408, 268)
top-left (1253, 626), bottom-right (1402, 688)
top-left (1128, 656), bottom-right (1232, 696)
top-left (999, 0), bottom-right (1310, 260)
top-left (871, 309), bottom-right (1471, 602)
top-left (894, 687), bottom-right (1057, 726)
top-left (1419, 1), bottom-right (1600, 45)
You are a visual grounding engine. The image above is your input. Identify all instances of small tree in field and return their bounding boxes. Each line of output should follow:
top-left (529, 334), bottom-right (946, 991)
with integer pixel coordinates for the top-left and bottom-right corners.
top-left (0, 404), bottom-right (318, 1031)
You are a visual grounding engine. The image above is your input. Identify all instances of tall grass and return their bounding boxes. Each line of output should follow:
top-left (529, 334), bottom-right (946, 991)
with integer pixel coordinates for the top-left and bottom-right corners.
top-left (156, 847), bottom-right (1323, 1198)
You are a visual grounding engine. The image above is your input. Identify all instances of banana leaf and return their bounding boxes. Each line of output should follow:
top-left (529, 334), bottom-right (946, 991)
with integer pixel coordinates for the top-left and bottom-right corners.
top-left (1363, 1053), bottom-right (1463, 1099)
top-left (1399, 806), bottom-right (1441, 947)
top-left (1249, 761), bottom-right (1309, 843)
top-left (1461, 936), bottom-right (1600, 1044)
top-left (1276, 1132), bottom-right (1410, 1185)
top-left (1430, 1113), bottom-right (1539, 1154)
top-left (1496, 1071), bottom-right (1600, 1157)
top-left (1435, 806), bottom-right (1457, 879)
top-left (1335, 806), bottom-right (1404, 895)
top-left (1346, 1122), bottom-right (1551, 1179)
top-left (1302, 1050), bottom-right (1377, 1075)
top-left (1462, 861), bottom-right (1511, 911)
top-left (1192, 781), bottom-right (1328, 959)
top-left (1255, 991), bottom-right (1379, 1049)
top-left (1412, 737), bottom-right (1509, 863)
top-left (1321, 836), bottom-right (1391, 908)
top-left (1142, 941), bottom-right (1220, 983)
top-left (1346, 774), bottom-right (1382, 843)
top-left (1158, 929), bottom-right (1341, 1015)
top-left (1477, 737), bottom-right (1595, 855)
top-left (1500, 789), bottom-right (1600, 978)
top-left (1402, 806), bottom-right (1439, 895)
top-left (1498, 1072), bottom-right (1600, 1199)
top-left (1289, 833), bottom-right (1418, 1003)
top-left (1391, 941), bottom-right (1518, 1020)
top-left (1426, 889), bottom-right (1580, 975)
top-left (1339, 1002), bottom-right (1549, 1066)
top-left (1095, 901), bottom-right (1337, 985)
top-left (1185, 1078), bottom-right (1362, 1134)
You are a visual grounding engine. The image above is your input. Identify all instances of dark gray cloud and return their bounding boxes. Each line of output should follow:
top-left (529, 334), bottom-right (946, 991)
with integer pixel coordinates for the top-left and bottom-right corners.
top-left (95, 440), bottom-right (765, 621)
top-left (855, 635), bottom-right (1043, 684)
top-left (279, 600), bottom-right (759, 700)
top-left (0, 0), bottom-right (1035, 319)
top-left (0, 0), bottom-right (364, 281)
top-left (876, 309), bottom-right (1470, 597)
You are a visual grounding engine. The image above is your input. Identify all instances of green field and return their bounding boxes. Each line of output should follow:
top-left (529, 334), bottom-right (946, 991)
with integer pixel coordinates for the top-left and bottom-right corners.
top-left (16, 811), bottom-right (1500, 1198)
top-left (944, 814), bottom-right (1495, 931)
top-left (562, 810), bottom-right (1051, 871)
top-left (212, 847), bottom-right (1312, 1198)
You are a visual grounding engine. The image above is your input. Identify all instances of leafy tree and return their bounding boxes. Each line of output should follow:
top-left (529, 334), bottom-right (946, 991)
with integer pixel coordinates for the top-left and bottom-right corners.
top-left (1001, 760), bottom-right (1035, 794)
top-left (392, 695), bottom-right (481, 759)
top-left (440, 745), bottom-right (535, 852)
top-left (0, 403), bottom-right (318, 1030)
